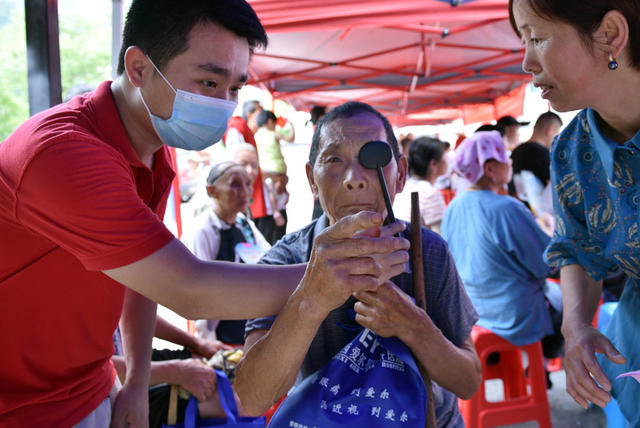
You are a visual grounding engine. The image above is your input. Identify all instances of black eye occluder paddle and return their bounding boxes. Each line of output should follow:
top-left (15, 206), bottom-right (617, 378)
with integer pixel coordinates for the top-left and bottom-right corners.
top-left (358, 140), bottom-right (396, 223)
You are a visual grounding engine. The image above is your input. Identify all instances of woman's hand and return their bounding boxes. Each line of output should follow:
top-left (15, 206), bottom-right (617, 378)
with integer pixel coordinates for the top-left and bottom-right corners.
top-left (563, 321), bottom-right (626, 408)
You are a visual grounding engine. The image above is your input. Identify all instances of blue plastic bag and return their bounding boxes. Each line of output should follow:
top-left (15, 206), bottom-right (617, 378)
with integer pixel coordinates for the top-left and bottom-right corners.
top-left (268, 328), bottom-right (427, 427)
top-left (163, 369), bottom-right (266, 428)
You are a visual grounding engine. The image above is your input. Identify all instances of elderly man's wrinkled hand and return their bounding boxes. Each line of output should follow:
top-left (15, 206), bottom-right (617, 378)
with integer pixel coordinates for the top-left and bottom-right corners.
top-left (301, 211), bottom-right (409, 315)
top-left (353, 280), bottom-right (420, 338)
top-left (356, 219), bottom-right (411, 283)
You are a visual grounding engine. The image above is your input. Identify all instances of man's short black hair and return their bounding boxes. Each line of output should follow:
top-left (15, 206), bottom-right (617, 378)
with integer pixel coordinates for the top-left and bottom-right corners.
top-left (257, 110), bottom-right (277, 128)
top-left (533, 111), bottom-right (563, 133)
top-left (309, 101), bottom-right (400, 168)
top-left (117, 0), bottom-right (268, 75)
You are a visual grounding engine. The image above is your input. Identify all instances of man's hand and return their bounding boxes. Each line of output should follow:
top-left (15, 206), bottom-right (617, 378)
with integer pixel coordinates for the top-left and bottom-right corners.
top-left (301, 211), bottom-right (409, 315)
top-left (235, 212), bottom-right (408, 416)
top-left (110, 381), bottom-right (148, 428)
top-left (353, 281), bottom-right (420, 338)
top-left (273, 210), bottom-right (286, 227)
top-left (192, 337), bottom-right (232, 359)
top-left (563, 321), bottom-right (626, 408)
top-left (173, 359), bottom-right (218, 402)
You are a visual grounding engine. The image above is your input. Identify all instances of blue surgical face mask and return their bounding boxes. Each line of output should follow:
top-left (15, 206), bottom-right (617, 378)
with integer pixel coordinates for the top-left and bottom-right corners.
top-left (139, 57), bottom-right (238, 151)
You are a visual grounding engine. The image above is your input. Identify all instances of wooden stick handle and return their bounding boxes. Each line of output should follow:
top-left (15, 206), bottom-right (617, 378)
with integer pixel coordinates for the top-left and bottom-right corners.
top-left (410, 192), bottom-right (437, 428)
top-left (410, 193), bottom-right (426, 310)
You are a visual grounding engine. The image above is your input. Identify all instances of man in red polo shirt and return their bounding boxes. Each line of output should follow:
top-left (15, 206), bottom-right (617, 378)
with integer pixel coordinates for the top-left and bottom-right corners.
top-left (224, 100), bottom-right (268, 219)
top-left (0, 1), bottom-right (410, 426)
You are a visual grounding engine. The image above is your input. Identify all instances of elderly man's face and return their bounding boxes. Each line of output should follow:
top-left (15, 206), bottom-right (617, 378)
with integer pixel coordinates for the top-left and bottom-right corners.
top-left (307, 112), bottom-right (407, 225)
top-left (232, 148), bottom-right (259, 184)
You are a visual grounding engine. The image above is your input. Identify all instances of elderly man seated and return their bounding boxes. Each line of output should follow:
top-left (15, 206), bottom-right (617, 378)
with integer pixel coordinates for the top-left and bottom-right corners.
top-left (235, 101), bottom-right (481, 427)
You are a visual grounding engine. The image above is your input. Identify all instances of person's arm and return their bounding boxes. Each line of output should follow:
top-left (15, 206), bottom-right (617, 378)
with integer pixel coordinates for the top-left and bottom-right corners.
top-left (237, 296), bottom-right (325, 416)
top-left (110, 289), bottom-right (156, 428)
top-left (278, 124), bottom-right (295, 143)
top-left (103, 211), bottom-right (407, 322)
top-left (264, 177), bottom-right (285, 227)
top-left (560, 264), bottom-right (626, 409)
top-left (155, 316), bottom-right (230, 359)
top-left (235, 220), bottom-right (410, 416)
top-left (112, 355), bottom-right (218, 403)
top-left (354, 281), bottom-right (481, 399)
top-left (275, 119), bottom-right (295, 144)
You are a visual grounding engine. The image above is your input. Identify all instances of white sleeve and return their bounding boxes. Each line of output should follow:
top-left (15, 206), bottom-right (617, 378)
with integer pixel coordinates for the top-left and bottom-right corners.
top-left (185, 224), bottom-right (221, 261)
top-left (420, 189), bottom-right (446, 226)
top-left (225, 128), bottom-right (246, 147)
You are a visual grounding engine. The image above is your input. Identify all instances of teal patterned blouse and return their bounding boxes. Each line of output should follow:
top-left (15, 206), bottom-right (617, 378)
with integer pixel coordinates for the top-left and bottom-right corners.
top-left (546, 108), bottom-right (640, 280)
top-left (546, 107), bottom-right (640, 425)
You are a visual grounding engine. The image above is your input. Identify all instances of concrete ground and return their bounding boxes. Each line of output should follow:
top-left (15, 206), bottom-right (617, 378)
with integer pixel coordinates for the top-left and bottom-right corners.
top-left (485, 370), bottom-right (606, 427)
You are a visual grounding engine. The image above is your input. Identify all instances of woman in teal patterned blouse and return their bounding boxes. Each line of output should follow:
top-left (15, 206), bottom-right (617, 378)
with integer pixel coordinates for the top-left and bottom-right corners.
top-left (510, 0), bottom-right (640, 424)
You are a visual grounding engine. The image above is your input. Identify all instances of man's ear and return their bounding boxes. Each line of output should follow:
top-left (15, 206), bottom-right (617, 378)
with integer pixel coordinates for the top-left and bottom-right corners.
top-left (206, 185), bottom-right (216, 199)
top-left (124, 46), bottom-right (154, 88)
top-left (593, 10), bottom-right (629, 60)
top-left (306, 163), bottom-right (319, 198)
top-left (395, 154), bottom-right (408, 194)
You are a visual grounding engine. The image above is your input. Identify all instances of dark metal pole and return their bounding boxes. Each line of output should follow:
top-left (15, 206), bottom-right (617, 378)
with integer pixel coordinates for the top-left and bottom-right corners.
top-left (111, 0), bottom-right (123, 79)
top-left (24, 0), bottom-right (61, 115)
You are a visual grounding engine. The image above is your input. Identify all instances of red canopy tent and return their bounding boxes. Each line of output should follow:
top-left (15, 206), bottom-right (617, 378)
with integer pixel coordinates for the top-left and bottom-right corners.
top-left (247, 0), bottom-right (531, 126)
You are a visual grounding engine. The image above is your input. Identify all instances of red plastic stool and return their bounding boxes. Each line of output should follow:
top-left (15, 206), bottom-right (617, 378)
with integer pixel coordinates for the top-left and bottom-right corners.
top-left (459, 326), bottom-right (551, 428)
top-left (546, 356), bottom-right (563, 372)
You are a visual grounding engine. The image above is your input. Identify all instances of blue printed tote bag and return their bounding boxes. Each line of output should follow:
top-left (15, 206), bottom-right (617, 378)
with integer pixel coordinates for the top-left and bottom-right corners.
top-left (268, 328), bottom-right (427, 427)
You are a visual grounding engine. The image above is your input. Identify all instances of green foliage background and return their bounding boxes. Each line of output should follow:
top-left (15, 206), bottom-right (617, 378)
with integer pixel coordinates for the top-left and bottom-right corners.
top-left (0, 0), bottom-right (113, 140)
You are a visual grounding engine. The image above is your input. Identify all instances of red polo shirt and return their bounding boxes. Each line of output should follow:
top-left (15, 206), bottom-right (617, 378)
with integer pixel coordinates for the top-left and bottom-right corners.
top-left (224, 116), bottom-right (268, 218)
top-left (0, 81), bottom-right (175, 425)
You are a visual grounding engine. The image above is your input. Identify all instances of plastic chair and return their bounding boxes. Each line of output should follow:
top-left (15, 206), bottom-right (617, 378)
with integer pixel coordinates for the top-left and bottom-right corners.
top-left (546, 356), bottom-right (563, 373)
top-left (459, 326), bottom-right (551, 428)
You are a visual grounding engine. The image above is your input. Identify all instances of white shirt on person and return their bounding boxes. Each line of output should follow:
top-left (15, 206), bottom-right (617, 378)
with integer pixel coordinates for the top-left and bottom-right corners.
top-left (393, 177), bottom-right (446, 228)
top-left (182, 209), bottom-right (270, 263)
